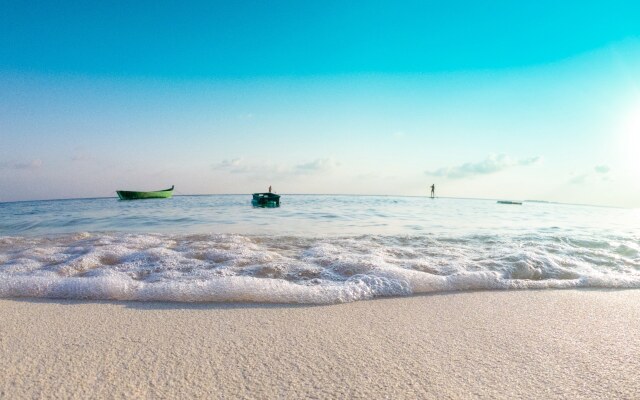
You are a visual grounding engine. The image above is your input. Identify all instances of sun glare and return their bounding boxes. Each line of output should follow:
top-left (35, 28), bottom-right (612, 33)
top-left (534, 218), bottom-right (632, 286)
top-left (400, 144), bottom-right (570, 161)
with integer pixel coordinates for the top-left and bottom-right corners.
top-left (619, 103), bottom-right (640, 175)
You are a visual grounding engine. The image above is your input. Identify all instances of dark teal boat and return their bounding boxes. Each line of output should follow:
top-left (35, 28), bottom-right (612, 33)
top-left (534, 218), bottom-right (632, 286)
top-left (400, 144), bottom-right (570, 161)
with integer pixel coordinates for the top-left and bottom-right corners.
top-left (252, 193), bottom-right (280, 207)
top-left (497, 200), bottom-right (522, 205)
top-left (117, 186), bottom-right (174, 200)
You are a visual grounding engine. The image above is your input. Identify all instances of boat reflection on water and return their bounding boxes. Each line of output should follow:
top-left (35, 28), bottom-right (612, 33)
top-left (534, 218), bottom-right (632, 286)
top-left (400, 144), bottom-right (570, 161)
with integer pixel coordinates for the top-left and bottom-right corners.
top-left (252, 193), bottom-right (281, 208)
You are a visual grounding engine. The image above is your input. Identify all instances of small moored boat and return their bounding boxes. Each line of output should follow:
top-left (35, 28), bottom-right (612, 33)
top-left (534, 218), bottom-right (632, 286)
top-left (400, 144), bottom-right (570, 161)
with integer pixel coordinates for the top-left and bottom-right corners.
top-left (117, 186), bottom-right (174, 200)
top-left (252, 193), bottom-right (280, 207)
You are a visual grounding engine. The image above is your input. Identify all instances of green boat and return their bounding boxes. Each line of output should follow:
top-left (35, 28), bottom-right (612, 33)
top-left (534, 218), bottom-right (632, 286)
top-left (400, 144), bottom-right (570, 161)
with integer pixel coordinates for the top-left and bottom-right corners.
top-left (252, 193), bottom-right (280, 207)
top-left (117, 185), bottom-right (174, 200)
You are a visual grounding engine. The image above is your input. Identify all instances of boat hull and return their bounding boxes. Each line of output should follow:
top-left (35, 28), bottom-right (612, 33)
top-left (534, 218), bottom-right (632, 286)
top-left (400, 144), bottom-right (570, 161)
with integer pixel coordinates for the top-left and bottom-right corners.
top-left (252, 193), bottom-right (280, 207)
top-left (117, 186), bottom-right (174, 200)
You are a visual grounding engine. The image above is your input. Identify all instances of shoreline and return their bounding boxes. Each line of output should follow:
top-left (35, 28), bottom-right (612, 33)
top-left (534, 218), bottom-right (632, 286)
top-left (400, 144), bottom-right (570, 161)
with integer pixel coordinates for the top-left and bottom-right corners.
top-left (1, 289), bottom-right (639, 398)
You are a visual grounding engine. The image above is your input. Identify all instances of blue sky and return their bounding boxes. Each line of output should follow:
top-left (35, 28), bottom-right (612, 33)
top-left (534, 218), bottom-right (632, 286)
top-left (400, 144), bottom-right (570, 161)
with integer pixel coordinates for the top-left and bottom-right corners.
top-left (1, 1), bottom-right (640, 206)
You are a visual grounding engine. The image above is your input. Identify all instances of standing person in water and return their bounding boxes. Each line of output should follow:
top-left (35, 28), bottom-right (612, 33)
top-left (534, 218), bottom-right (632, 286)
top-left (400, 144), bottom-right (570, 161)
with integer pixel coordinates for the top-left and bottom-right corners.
top-left (268, 185), bottom-right (272, 193)
top-left (430, 184), bottom-right (435, 198)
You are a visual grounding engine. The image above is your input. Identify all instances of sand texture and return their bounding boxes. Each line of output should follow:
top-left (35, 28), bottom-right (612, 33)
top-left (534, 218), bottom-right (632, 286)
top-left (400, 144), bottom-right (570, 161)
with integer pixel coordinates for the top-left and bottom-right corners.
top-left (1, 290), bottom-right (639, 399)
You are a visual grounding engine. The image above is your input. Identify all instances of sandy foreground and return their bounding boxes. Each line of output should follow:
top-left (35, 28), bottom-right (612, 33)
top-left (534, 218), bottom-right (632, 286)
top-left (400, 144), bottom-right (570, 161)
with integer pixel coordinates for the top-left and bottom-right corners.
top-left (1, 290), bottom-right (639, 399)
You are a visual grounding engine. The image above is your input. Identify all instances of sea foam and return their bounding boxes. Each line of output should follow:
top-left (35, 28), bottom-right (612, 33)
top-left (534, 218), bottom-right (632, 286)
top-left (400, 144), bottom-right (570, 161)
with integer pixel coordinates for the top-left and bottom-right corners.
top-left (1, 232), bottom-right (639, 304)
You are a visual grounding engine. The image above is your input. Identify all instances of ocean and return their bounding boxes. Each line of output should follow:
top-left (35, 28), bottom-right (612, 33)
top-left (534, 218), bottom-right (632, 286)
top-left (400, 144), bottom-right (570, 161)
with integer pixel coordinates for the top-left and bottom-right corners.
top-left (1, 195), bottom-right (638, 303)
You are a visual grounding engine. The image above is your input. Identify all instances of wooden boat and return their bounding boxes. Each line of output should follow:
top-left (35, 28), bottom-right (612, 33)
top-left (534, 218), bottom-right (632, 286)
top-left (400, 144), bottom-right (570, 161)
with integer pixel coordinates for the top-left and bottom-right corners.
top-left (117, 186), bottom-right (174, 200)
top-left (252, 193), bottom-right (280, 207)
top-left (497, 200), bottom-right (522, 205)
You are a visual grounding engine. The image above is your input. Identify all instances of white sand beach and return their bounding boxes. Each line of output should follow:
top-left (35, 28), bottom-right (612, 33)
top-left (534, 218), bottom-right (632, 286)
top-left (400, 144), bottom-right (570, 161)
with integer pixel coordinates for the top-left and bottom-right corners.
top-left (1, 290), bottom-right (639, 399)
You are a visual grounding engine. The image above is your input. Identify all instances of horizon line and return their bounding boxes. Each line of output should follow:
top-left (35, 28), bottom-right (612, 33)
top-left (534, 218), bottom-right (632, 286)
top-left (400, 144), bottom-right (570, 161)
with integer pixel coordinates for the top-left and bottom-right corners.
top-left (0, 193), bottom-right (626, 210)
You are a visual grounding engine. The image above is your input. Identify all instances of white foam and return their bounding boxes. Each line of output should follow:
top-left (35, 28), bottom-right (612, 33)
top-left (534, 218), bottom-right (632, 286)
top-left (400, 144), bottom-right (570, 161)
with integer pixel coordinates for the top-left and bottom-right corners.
top-left (0, 232), bottom-right (639, 304)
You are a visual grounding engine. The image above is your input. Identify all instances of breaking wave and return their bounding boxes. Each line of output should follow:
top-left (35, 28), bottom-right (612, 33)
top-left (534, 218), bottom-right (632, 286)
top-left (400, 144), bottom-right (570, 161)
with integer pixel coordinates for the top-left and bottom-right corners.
top-left (1, 232), bottom-right (639, 304)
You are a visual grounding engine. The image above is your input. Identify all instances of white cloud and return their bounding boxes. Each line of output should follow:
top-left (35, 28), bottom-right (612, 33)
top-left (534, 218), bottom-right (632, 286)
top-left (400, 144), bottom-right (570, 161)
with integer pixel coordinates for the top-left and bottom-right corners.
top-left (214, 157), bottom-right (339, 177)
top-left (217, 158), bottom-right (243, 168)
top-left (568, 165), bottom-right (613, 185)
top-left (213, 158), bottom-right (253, 174)
top-left (518, 156), bottom-right (542, 166)
top-left (568, 174), bottom-right (588, 185)
top-left (294, 158), bottom-right (339, 173)
top-left (425, 154), bottom-right (541, 179)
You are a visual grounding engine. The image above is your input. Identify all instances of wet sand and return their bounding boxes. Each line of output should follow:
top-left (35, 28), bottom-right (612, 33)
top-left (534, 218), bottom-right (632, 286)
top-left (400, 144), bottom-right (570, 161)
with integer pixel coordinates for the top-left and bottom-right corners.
top-left (1, 290), bottom-right (639, 399)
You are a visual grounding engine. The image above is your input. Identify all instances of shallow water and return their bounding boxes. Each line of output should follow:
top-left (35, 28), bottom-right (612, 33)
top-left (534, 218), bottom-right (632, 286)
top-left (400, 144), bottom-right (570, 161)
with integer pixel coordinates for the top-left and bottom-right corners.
top-left (1, 195), bottom-right (639, 303)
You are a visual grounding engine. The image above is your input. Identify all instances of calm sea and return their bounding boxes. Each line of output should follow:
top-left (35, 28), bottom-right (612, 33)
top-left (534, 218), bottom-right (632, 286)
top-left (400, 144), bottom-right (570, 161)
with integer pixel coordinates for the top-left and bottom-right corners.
top-left (1, 195), bottom-right (638, 303)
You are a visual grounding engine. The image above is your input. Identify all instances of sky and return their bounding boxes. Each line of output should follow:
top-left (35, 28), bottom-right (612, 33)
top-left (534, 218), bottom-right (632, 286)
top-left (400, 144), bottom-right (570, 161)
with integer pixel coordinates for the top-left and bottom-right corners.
top-left (1, 1), bottom-right (640, 207)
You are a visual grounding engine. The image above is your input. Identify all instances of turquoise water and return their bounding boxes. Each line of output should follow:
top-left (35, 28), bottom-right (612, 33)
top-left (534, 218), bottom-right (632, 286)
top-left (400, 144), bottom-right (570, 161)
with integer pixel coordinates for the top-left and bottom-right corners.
top-left (0, 195), bottom-right (639, 303)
